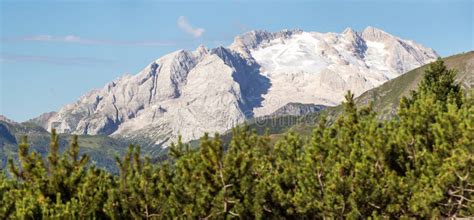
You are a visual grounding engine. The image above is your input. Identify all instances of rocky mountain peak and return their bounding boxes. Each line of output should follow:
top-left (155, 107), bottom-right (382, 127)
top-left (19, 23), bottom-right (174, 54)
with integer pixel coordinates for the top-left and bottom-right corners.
top-left (340, 27), bottom-right (367, 58)
top-left (361, 26), bottom-right (394, 42)
top-left (342, 27), bottom-right (356, 35)
top-left (195, 44), bottom-right (208, 57)
top-left (229, 29), bottom-right (303, 57)
top-left (42, 27), bottom-right (438, 148)
top-left (26, 111), bottom-right (57, 128)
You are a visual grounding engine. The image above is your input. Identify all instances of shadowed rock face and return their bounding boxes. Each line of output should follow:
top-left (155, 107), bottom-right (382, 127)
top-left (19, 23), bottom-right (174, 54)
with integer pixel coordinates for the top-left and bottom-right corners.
top-left (41, 27), bottom-right (438, 148)
top-left (0, 123), bottom-right (17, 145)
top-left (211, 46), bottom-right (271, 118)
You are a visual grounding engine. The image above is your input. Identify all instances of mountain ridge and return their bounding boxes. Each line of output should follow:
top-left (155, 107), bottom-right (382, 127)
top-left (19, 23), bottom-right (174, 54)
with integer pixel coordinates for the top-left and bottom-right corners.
top-left (256, 51), bottom-right (474, 140)
top-left (5, 52), bottom-right (471, 170)
top-left (38, 27), bottom-right (438, 148)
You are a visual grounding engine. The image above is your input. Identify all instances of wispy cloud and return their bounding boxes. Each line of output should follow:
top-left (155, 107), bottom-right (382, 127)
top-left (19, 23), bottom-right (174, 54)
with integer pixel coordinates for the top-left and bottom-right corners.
top-left (0, 53), bottom-right (116, 66)
top-left (177, 16), bottom-right (205, 38)
top-left (2, 35), bottom-right (174, 47)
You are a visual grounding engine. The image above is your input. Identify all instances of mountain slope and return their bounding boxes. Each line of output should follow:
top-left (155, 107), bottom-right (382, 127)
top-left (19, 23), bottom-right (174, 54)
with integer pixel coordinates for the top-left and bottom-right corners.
top-left (270, 103), bottom-right (326, 117)
top-left (0, 116), bottom-right (130, 172)
top-left (245, 51), bottom-right (473, 140)
top-left (42, 27), bottom-right (438, 148)
top-left (27, 111), bottom-right (57, 128)
top-left (355, 51), bottom-right (474, 118)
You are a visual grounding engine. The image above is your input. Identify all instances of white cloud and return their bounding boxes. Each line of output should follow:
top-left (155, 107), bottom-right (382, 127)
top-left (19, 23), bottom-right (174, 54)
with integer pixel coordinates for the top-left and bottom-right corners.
top-left (21, 35), bottom-right (84, 43)
top-left (2, 35), bottom-right (174, 47)
top-left (31, 35), bottom-right (54, 41)
top-left (0, 53), bottom-right (115, 66)
top-left (177, 16), bottom-right (205, 38)
top-left (64, 35), bottom-right (81, 42)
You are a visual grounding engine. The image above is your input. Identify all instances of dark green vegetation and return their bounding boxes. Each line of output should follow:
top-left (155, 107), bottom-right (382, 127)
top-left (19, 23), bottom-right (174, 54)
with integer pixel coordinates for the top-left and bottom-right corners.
top-left (1, 59), bottom-right (472, 218)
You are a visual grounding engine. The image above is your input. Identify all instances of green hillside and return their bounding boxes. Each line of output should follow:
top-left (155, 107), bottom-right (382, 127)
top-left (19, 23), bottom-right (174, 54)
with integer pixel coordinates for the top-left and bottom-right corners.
top-left (355, 51), bottom-right (473, 118)
top-left (0, 120), bottom-right (130, 173)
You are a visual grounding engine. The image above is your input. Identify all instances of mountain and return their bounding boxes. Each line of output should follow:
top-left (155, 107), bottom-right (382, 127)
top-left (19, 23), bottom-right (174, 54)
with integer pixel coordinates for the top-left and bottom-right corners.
top-left (27, 111), bottom-right (57, 128)
top-left (41, 27), bottom-right (438, 148)
top-left (0, 117), bottom-right (131, 172)
top-left (241, 51), bottom-right (473, 141)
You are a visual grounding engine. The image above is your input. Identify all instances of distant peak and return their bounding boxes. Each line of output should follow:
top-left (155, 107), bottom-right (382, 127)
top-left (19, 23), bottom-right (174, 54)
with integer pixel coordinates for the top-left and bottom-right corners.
top-left (196, 44), bottom-right (207, 50)
top-left (279, 28), bottom-right (303, 34)
top-left (235, 30), bottom-right (271, 41)
top-left (230, 29), bottom-right (303, 55)
top-left (195, 44), bottom-right (208, 56)
top-left (25, 111), bottom-right (57, 128)
top-left (0, 115), bottom-right (18, 124)
top-left (342, 27), bottom-right (356, 35)
top-left (210, 46), bottom-right (231, 57)
top-left (363, 26), bottom-right (385, 33)
top-left (361, 26), bottom-right (393, 41)
top-left (341, 27), bottom-right (362, 40)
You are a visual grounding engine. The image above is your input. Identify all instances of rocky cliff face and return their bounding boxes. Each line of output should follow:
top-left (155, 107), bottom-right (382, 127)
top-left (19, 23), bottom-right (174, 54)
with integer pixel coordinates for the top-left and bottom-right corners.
top-left (43, 27), bottom-right (438, 147)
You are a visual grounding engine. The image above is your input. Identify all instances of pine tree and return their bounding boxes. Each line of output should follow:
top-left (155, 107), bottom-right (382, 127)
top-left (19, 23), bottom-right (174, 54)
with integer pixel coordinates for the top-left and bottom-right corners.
top-left (256, 131), bottom-right (305, 218)
top-left (106, 144), bottom-right (174, 219)
top-left (6, 130), bottom-right (111, 218)
top-left (387, 59), bottom-right (472, 217)
top-left (0, 171), bottom-right (16, 218)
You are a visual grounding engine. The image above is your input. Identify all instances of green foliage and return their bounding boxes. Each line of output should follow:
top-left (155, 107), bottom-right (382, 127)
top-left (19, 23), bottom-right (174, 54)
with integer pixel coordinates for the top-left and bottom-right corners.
top-left (0, 59), bottom-right (472, 218)
top-left (388, 59), bottom-right (472, 217)
top-left (2, 130), bottom-right (111, 218)
top-left (105, 145), bottom-right (174, 219)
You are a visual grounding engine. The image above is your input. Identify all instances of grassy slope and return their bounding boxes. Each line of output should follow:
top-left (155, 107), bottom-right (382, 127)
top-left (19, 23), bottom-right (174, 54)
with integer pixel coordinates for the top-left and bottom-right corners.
top-left (0, 121), bottom-right (130, 173)
top-left (355, 51), bottom-right (473, 118)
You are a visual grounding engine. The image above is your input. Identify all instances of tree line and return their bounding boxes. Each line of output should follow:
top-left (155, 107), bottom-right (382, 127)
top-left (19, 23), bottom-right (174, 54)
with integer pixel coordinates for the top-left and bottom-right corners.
top-left (0, 59), bottom-right (472, 218)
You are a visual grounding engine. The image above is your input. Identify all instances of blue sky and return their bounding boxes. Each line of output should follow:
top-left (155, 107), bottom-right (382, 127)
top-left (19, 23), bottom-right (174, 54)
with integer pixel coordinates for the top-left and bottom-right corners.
top-left (1, 0), bottom-right (473, 122)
